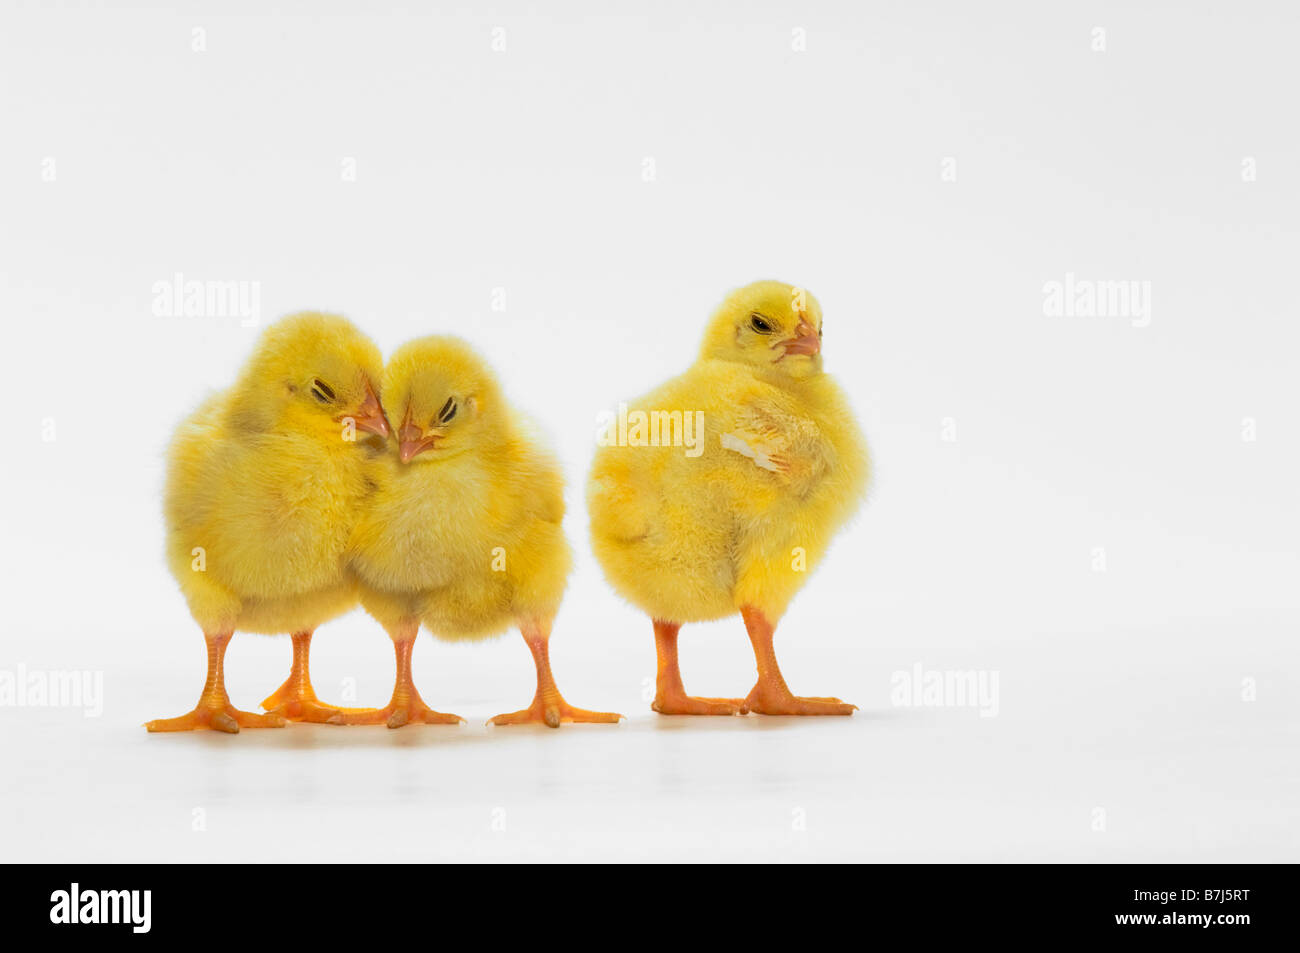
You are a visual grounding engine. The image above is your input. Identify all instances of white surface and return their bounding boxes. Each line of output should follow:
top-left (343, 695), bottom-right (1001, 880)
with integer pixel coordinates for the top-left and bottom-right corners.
top-left (1, 2), bottom-right (1298, 862)
top-left (3, 614), bottom-right (1297, 862)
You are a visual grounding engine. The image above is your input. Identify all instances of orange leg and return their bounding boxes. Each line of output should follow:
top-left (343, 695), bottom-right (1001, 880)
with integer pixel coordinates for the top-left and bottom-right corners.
top-left (650, 619), bottom-right (747, 715)
top-left (489, 619), bottom-right (623, 728)
top-left (326, 620), bottom-right (463, 728)
top-left (740, 607), bottom-right (856, 715)
top-left (260, 630), bottom-right (351, 723)
top-left (146, 632), bottom-right (287, 733)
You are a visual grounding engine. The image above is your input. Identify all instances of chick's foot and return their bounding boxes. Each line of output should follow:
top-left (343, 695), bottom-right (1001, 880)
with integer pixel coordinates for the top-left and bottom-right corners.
top-left (146, 702), bottom-right (287, 733)
top-left (651, 690), bottom-right (748, 716)
top-left (260, 674), bottom-right (355, 724)
top-left (491, 621), bottom-right (623, 728)
top-left (649, 619), bottom-right (746, 715)
top-left (259, 630), bottom-right (353, 723)
top-left (263, 692), bottom-right (352, 724)
top-left (326, 700), bottom-right (464, 729)
top-left (325, 633), bottom-right (463, 728)
top-left (742, 683), bottom-right (857, 716)
top-left (146, 632), bottom-right (288, 732)
top-left (739, 606), bottom-right (856, 715)
top-left (489, 692), bottom-right (623, 728)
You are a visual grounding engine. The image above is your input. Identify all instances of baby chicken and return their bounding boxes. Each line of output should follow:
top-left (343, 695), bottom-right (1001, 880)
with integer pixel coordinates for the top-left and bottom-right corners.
top-left (336, 336), bottom-right (620, 728)
top-left (146, 312), bottom-right (389, 732)
top-left (587, 280), bottom-right (869, 716)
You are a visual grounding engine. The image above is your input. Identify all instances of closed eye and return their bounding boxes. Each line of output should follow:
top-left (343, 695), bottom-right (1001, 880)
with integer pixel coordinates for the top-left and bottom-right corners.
top-left (310, 379), bottom-right (336, 403)
top-left (437, 397), bottom-right (457, 423)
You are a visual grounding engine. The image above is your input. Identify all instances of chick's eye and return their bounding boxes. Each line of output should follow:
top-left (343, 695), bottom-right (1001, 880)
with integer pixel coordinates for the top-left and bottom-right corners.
top-left (310, 379), bottom-right (336, 403)
top-left (750, 314), bottom-right (774, 334)
top-left (437, 397), bottom-right (457, 423)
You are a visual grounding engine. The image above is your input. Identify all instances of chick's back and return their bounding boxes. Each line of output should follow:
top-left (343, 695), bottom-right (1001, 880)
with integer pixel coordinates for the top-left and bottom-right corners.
top-left (164, 392), bottom-right (373, 634)
top-left (588, 359), bottom-right (868, 623)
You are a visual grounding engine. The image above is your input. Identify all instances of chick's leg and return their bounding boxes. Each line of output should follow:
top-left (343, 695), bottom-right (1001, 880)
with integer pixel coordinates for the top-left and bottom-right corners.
top-left (650, 620), bottom-right (747, 715)
top-left (740, 607), bottom-right (857, 715)
top-left (260, 630), bottom-right (350, 723)
top-left (326, 621), bottom-right (463, 728)
top-left (489, 619), bottom-right (623, 728)
top-left (145, 632), bottom-right (287, 733)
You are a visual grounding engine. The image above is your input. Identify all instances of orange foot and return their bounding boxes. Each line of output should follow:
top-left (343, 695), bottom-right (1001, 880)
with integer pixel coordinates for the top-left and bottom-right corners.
top-left (652, 690), bottom-right (747, 716)
top-left (489, 694), bottom-right (623, 728)
top-left (260, 630), bottom-right (354, 723)
top-left (492, 619), bottom-right (624, 727)
top-left (744, 683), bottom-right (857, 716)
top-left (146, 703), bottom-right (287, 734)
top-left (146, 632), bottom-right (287, 733)
top-left (327, 700), bottom-right (464, 729)
top-left (260, 682), bottom-right (353, 724)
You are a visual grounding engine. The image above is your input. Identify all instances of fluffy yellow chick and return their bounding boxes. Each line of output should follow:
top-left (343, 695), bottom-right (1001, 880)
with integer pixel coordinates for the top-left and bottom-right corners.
top-left (336, 336), bottom-right (621, 728)
top-left (587, 280), bottom-right (869, 715)
top-left (146, 312), bottom-right (389, 732)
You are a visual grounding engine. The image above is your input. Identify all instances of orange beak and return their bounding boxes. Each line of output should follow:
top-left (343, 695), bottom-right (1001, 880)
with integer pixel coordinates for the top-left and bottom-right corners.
top-left (398, 407), bottom-right (439, 463)
top-left (339, 380), bottom-right (390, 438)
top-left (778, 318), bottom-right (821, 359)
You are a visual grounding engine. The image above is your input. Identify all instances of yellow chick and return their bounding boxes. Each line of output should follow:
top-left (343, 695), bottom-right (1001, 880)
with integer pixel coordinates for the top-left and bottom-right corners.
top-left (146, 312), bottom-right (389, 732)
top-left (587, 280), bottom-right (869, 715)
top-left (335, 336), bottom-right (621, 728)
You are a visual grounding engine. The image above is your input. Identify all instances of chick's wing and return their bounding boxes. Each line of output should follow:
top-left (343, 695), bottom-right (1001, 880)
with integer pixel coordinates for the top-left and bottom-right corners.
top-left (717, 399), bottom-right (831, 498)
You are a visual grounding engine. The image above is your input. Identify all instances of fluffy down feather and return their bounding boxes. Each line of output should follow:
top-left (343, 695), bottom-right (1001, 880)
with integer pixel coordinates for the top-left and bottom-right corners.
top-left (164, 312), bottom-right (386, 634)
top-left (587, 281), bottom-right (869, 624)
top-left (335, 336), bottom-right (620, 728)
top-left (349, 336), bottom-right (570, 640)
top-left (147, 312), bottom-right (387, 732)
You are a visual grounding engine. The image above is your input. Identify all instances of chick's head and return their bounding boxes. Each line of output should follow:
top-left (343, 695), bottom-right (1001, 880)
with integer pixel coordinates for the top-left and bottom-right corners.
top-left (231, 312), bottom-right (389, 441)
top-left (383, 336), bottom-right (505, 464)
top-left (699, 280), bottom-right (824, 379)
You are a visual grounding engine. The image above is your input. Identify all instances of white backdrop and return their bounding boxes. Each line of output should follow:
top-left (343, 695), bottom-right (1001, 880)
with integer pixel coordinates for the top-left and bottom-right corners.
top-left (1, 1), bottom-right (1296, 861)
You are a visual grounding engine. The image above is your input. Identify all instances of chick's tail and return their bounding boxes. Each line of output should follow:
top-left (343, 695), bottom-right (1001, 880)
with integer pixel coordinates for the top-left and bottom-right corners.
top-left (586, 465), bottom-right (651, 544)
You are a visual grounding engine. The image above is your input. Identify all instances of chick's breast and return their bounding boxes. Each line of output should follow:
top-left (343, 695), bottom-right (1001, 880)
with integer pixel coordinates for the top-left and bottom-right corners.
top-left (348, 452), bottom-right (454, 598)
top-left (348, 429), bottom-right (572, 642)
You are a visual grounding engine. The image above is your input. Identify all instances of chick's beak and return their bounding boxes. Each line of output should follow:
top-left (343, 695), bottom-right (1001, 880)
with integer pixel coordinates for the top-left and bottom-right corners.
top-left (398, 409), bottom-right (439, 463)
top-left (342, 381), bottom-right (390, 438)
top-left (779, 318), bottom-right (822, 358)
